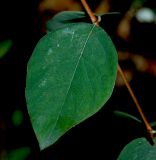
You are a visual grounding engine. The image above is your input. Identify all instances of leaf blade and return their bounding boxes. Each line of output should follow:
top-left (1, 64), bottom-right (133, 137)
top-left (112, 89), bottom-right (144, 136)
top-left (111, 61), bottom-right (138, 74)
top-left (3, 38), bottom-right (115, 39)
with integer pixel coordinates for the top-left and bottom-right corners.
top-left (113, 110), bottom-right (142, 123)
top-left (26, 23), bottom-right (117, 149)
top-left (118, 137), bottom-right (156, 160)
top-left (46, 11), bottom-right (87, 32)
top-left (46, 11), bottom-right (120, 32)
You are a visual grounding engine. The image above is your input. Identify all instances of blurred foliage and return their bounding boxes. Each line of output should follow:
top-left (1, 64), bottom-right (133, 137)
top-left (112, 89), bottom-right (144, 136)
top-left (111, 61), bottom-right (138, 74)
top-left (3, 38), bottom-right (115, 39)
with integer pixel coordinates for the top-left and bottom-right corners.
top-left (12, 110), bottom-right (23, 127)
top-left (0, 40), bottom-right (12, 58)
top-left (39, 0), bottom-right (82, 13)
top-left (0, 147), bottom-right (30, 160)
top-left (7, 147), bottom-right (31, 160)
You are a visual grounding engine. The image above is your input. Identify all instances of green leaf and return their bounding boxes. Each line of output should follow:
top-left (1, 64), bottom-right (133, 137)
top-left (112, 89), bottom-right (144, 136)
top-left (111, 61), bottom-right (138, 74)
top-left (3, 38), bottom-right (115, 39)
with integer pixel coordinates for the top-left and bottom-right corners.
top-left (26, 23), bottom-right (118, 150)
top-left (113, 110), bottom-right (142, 123)
top-left (117, 137), bottom-right (156, 160)
top-left (12, 110), bottom-right (23, 126)
top-left (46, 11), bottom-right (87, 32)
top-left (7, 147), bottom-right (30, 160)
top-left (46, 11), bottom-right (120, 32)
top-left (0, 39), bottom-right (12, 58)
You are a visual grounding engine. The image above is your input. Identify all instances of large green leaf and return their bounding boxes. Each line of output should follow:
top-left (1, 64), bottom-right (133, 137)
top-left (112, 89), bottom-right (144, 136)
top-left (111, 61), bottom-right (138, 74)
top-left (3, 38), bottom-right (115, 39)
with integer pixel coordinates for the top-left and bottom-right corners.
top-left (118, 137), bottom-right (156, 160)
top-left (26, 23), bottom-right (117, 150)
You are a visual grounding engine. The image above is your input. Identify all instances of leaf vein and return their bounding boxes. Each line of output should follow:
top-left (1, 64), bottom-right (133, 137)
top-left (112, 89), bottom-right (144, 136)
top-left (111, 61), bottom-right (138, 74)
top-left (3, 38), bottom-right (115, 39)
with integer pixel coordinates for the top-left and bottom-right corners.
top-left (48, 24), bottom-right (96, 139)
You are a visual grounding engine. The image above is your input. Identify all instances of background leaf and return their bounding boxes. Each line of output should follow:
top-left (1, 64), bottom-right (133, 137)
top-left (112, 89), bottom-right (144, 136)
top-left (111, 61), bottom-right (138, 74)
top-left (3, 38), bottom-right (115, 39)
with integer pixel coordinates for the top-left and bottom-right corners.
top-left (113, 110), bottom-right (142, 123)
top-left (0, 39), bottom-right (12, 58)
top-left (26, 23), bottom-right (117, 150)
top-left (12, 110), bottom-right (23, 127)
top-left (117, 137), bottom-right (156, 160)
top-left (46, 11), bottom-right (120, 32)
top-left (46, 11), bottom-right (87, 32)
top-left (7, 147), bottom-right (30, 160)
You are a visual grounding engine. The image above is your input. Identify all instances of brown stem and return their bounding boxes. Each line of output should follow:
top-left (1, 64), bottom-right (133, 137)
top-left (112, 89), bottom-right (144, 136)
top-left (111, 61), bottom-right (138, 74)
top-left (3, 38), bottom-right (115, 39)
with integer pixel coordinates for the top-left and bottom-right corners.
top-left (81, 0), bottom-right (99, 26)
top-left (118, 65), bottom-right (153, 141)
top-left (81, 0), bottom-right (154, 141)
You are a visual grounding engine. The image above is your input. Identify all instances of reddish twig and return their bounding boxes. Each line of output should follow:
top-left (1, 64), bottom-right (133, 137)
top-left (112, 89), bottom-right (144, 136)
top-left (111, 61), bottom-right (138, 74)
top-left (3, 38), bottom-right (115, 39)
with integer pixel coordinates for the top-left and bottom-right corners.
top-left (118, 65), bottom-right (154, 141)
top-left (81, 0), bottom-right (154, 142)
top-left (81, 0), bottom-right (99, 26)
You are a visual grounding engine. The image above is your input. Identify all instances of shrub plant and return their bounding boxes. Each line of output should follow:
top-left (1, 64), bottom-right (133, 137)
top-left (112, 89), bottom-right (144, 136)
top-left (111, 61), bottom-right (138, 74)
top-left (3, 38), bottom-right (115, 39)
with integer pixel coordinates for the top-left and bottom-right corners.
top-left (25, 0), bottom-right (156, 159)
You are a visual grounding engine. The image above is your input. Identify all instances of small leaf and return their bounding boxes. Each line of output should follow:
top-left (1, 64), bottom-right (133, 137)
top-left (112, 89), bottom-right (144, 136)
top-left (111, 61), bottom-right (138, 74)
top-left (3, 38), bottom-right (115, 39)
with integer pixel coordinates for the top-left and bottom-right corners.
top-left (0, 39), bottom-right (12, 58)
top-left (46, 11), bottom-right (87, 32)
top-left (7, 147), bottom-right (30, 160)
top-left (26, 23), bottom-right (118, 150)
top-left (46, 11), bottom-right (120, 32)
top-left (113, 110), bottom-right (142, 123)
top-left (117, 137), bottom-right (156, 160)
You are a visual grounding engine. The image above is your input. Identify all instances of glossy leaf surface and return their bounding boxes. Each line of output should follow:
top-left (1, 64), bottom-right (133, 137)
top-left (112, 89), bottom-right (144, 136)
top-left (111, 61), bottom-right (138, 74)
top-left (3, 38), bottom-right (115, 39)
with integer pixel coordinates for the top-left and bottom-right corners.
top-left (26, 23), bottom-right (117, 150)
